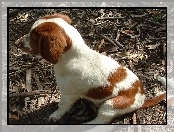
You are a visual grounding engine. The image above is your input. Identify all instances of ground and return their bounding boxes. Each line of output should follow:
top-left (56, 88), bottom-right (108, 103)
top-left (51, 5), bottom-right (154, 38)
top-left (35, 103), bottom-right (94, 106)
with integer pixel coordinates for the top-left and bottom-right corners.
top-left (8, 8), bottom-right (166, 124)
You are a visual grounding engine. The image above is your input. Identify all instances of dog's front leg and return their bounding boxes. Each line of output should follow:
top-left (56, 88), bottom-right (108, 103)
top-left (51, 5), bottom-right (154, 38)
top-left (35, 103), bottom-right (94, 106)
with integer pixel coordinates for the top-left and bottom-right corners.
top-left (49, 94), bottom-right (79, 123)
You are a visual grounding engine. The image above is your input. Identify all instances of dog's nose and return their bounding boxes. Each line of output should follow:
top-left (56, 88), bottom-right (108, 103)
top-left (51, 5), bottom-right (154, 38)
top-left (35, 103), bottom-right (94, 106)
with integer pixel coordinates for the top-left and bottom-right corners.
top-left (15, 34), bottom-right (35, 53)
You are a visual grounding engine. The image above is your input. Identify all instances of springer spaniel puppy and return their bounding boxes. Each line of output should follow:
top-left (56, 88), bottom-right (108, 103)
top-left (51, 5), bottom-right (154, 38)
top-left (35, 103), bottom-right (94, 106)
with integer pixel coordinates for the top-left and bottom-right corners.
top-left (15, 14), bottom-right (166, 124)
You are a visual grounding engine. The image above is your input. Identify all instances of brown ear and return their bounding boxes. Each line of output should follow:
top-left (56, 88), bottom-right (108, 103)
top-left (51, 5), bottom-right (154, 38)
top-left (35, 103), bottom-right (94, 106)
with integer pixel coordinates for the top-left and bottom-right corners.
top-left (32, 22), bottom-right (71, 64)
top-left (40, 14), bottom-right (72, 24)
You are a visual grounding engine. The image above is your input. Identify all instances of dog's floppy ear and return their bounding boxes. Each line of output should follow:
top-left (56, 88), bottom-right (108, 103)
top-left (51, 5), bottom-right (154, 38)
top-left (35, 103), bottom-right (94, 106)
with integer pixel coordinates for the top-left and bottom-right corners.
top-left (40, 14), bottom-right (72, 24)
top-left (30, 22), bottom-right (72, 64)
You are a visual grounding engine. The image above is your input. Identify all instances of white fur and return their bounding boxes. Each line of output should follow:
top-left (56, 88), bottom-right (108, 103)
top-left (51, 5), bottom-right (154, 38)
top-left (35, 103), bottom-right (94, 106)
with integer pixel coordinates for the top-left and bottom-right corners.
top-left (17, 15), bottom-right (148, 124)
top-left (112, 68), bottom-right (139, 95)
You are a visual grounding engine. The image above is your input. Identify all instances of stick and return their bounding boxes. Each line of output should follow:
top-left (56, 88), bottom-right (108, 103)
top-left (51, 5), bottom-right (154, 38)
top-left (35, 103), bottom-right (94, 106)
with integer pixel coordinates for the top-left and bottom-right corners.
top-left (155, 26), bottom-right (166, 33)
top-left (9, 90), bottom-right (50, 98)
top-left (145, 20), bottom-right (164, 27)
top-left (149, 37), bottom-right (166, 41)
top-left (98, 17), bottom-right (124, 20)
top-left (16, 62), bottom-right (38, 74)
top-left (114, 39), bottom-right (124, 48)
top-left (101, 34), bottom-right (117, 47)
top-left (97, 39), bottom-right (105, 50)
top-left (26, 69), bottom-right (32, 92)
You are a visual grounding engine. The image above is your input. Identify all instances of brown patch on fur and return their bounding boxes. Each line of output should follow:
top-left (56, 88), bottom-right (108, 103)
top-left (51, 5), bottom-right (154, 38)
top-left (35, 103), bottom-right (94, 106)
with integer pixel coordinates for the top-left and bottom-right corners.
top-left (85, 85), bottom-right (114, 100)
top-left (30, 22), bottom-right (72, 64)
top-left (85, 66), bottom-right (127, 99)
top-left (108, 66), bottom-right (127, 86)
top-left (40, 14), bottom-right (72, 24)
top-left (112, 80), bottom-right (144, 109)
top-left (118, 80), bottom-right (141, 97)
top-left (111, 95), bottom-right (134, 109)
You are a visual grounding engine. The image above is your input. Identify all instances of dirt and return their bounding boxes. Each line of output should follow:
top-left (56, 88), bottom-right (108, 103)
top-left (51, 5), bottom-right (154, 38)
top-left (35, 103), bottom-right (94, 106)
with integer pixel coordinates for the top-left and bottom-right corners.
top-left (8, 8), bottom-right (166, 124)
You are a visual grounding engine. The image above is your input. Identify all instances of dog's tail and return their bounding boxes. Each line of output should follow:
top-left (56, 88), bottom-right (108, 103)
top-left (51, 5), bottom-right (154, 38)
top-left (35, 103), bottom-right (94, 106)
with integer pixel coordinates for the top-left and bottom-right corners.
top-left (141, 92), bottom-right (166, 109)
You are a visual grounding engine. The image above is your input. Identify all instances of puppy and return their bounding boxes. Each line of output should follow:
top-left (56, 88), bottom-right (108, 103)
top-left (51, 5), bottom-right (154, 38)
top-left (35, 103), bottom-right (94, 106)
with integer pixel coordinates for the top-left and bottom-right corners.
top-left (15, 13), bottom-right (166, 124)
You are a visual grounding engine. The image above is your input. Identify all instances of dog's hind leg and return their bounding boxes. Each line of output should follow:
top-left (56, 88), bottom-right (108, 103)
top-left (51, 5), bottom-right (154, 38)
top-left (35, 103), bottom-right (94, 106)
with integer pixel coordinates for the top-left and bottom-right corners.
top-left (85, 93), bottom-right (145, 124)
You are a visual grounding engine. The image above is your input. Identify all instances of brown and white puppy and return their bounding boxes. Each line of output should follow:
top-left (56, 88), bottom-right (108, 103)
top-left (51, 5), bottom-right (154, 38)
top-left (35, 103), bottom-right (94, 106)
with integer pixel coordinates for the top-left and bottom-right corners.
top-left (15, 14), bottom-right (166, 124)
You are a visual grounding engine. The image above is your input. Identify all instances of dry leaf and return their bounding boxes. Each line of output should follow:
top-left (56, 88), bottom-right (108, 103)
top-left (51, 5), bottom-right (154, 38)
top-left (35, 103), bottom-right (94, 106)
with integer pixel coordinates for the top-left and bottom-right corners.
top-left (132, 113), bottom-right (137, 124)
top-left (97, 39), bottom-right (105, 50)
top-left (9, 113), bottom-right (19, 120)
top-left (88, 31), bottom-right (94, 36)
top-left (162, 59), bottom-right (166, 66)
top-left (129, 60), bottom-right (134, 69)
top-left (11, 108), bottom-right (18, 112)
top-left (89, 18), bottom-right (95, 24)
top-left (124, 30), bottom-right (135, 34)
top-left (147, 9), bottom-right (161, 15)
top-left (146, 43), bottom-right (160, 49)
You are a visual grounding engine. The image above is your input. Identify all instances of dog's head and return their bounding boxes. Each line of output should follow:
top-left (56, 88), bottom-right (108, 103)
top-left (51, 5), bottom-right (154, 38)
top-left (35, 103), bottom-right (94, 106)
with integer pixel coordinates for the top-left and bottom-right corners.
top-left (15, 14), bottom-right (72, 64)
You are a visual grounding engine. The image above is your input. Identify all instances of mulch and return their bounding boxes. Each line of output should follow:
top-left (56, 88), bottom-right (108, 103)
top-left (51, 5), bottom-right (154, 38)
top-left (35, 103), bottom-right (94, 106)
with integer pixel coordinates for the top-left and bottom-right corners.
top-left (8, 8), bottom-right (166, 124)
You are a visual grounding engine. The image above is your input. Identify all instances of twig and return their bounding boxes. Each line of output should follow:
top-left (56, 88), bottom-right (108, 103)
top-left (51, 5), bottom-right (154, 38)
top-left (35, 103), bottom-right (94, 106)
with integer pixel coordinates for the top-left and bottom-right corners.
top-left (22, 55), bottom-right (41, 61)
top-left (26, 69), bottom-right (32, 92)
top-left (135, 26), bottom-right (141, 38)
top-left (9, 90), bottom-right (50, 98)
top-left (114, 40), bottom-right (124, 48)
top-left (15, 62), bottom-right (38, 74)
top-left (97, 39), bottom-right (105, 50)
top-left (131, 14), bottom-right (146, 18)
top-left (115, 29), bottom-right (121, 41)
top-left (33, 74), bottom-right (45, 106)
top-left (33, 73), bottom-right (44, 90)
top-left (155, 26), bottom-right (166, 33)
top-left (121, 30), bottom-right (135, 39)
top-left (114, 30), bottom-right (124, 48)
top-left (149, 37), bottom-right (166, 41)
top-left (101, 34), bottom-right (117, 47)
top-left (9, 89), bottom-right (18, 93)
top-left (98, 17), bottom-right (124, 20)
top-left (132, 113), bottom-right (137, 124)
top-left (145, 20), bottom-right (164, 27)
